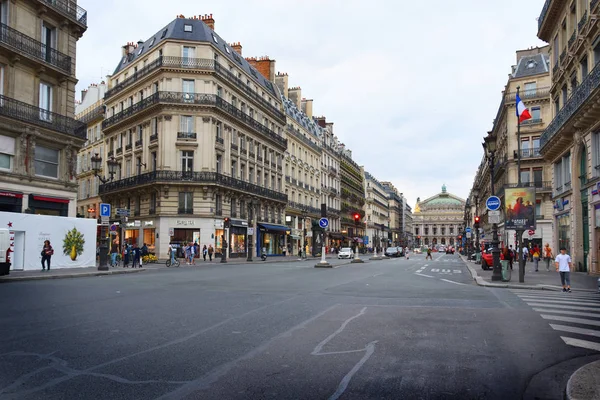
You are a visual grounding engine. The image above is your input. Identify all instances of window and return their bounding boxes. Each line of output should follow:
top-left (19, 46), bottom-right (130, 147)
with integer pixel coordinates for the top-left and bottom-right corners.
top-left (249, 166), bottom-right (254, 183)
top-left (136, 157), bottom-right (142, 175)
top-left (217, 85), bottom-right (223, 98)
top-left (125, 159), bottom-right (131, 178)
top-left (39, 82), bottom-right (52, 121)
top-left (0, 1), bottom-right (8, 26)
top-left (153, 82), bottom-right (159, 93)
top-left (216, 154), bottom-right (222, 173)
top-left (149, 37), bottom-right (155, 47)
top-left (593, 131), bottom-right (600, 174)
top-left (181, 150), bottom-right (193, 172)
top-left (41, 21), bottom-right (56, 62)
top-left (562, 85), bottom-right (568, 105)
top-left (180, 116), bottom-right (193, 134)
top-left (184, 24), bottom-right (192, 32)
top-left (182, 79), bottom-right (194, 101)
top-left (0, 135), bottom-right (14, 171)
top-left (231, 159), bottom-right (237, 178)
top-left (150, 193), bottom-right (156, 212)
top-left (532, 137), bottom-right (541, 155)
top-left (151, 117), bottom-right (158, 136)
top-left (151, 152), bottom-right (157, 171)
top-left (137, 47), bottom-right (143, 55)
top-left (160, 29), bottom-right (167, 38)
top-left (524, 82), bottom-right (536, 97)
top-left (530, 106), bottom-right (541, 120)
top-left (182, 46), bottom-right (195, 62)
top-left (212, 34), bottom-right (218, 43)
top-left (581, 56), bottom-right (589, 79)
top-left (35, 145), bottom-right (58, 178)
top-left (215, 194), bottom-right (222, 215)
top-left (137, 125), bottom-right (142, 141)
top-left (533, 167), bottom-right (543, 186)
top-left (216, 122), bottom-right (222, 139)
top-left (179, 192), bottom-right (193, 213)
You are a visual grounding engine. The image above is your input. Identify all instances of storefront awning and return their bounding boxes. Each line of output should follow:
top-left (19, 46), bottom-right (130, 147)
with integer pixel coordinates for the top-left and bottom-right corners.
top-left (289, 235), bottom-right (301, 240)
top-left (32, 195), bottom-right (69, 204)
top-left (258, 223), bottom-right (291, 232)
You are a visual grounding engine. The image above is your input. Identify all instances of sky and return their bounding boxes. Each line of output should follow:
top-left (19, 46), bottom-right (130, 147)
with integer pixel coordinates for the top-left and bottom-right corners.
top-left (75, 0), bottom-right (547, 208)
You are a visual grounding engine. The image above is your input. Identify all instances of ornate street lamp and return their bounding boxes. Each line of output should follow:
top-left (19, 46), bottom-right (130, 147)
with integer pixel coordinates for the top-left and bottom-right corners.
top-left (90, 153), bottom-right (119, 271)
top-left (483, 134), bottom-right (502, 282)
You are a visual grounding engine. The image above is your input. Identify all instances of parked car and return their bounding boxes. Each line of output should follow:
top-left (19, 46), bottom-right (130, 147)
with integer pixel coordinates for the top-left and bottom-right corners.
top-left (385, 247), bottom-right (404, 257)
top-left (413, 248), bottom-right (422, 254)
top-left (338, 247), bottom-right (353, 259)
top-left (446, 246), bottom-right (455, 254)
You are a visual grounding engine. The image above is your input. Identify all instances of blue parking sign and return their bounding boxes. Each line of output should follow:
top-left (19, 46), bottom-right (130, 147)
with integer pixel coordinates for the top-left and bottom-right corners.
top-left (100, 203), bottom-right (111, 217)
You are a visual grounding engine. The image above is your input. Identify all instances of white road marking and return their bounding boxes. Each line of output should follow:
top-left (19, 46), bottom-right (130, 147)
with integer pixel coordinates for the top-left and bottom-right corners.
top-left (550, 324), bottom-right (600, 338)
top-left (520, 297), bottom-right (600, 306)
top-left (560, 337), bottom-right (600, 352)
top-left (533, 308), bottom-right (600, 318)
top-left (453, 270), bottom-right (462, 273)
top-left (431, 269), bottom-right (440, 272)
top-left (312, 308), bottom-right (367, 355)
top-left (328, 341), bottom-right (377, 400)
top-left (525, 302), bottom-right (600, 312)
top-left (415, 273), bottom-right (434, 278)
top-left (440, 279), bottom-right (466, 285)
top-left (540, 314), bottom-right (600, 327)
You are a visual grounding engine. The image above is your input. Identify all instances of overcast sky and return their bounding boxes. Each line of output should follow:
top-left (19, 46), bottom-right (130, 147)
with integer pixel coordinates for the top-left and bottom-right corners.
top-left (75, 0), bottom-right (546, 208)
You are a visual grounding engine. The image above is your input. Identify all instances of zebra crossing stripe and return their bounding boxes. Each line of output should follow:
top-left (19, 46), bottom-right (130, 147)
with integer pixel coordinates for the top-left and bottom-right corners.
top-left (511, 290), bottom-right (600, 299)
top-left (549, 324), bottom-right (600, 338)
top-left (560, 337), bottom-right (600, 352)
top-left (540, 314), bottom-right (600, 327)
top-left (519, 298), bottom-right (600, 306)
top-left (533, 308), bottom-right (600, 318)
top-left (453, 270), bottom-right (462, 273)
top-left (525, 302), bottom-right (600, 312)
top-left (516, 293), bottom-right (600, 301)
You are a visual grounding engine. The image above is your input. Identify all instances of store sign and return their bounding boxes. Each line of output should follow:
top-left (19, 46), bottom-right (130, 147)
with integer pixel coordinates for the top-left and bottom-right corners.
top-left (0, 191), bottom-right (23, 198)
top-left (144, 221), bottom-right (154, 227)
top-left (176, 220), bottom-right (195, 226)
top-left (125, 222), bottom-right (135, 228)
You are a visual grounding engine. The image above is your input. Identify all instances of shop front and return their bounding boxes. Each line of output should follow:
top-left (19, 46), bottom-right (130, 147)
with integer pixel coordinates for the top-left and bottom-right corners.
top-left (172, 227), bottom-right (200, 258)
top-left (143, 220), bottom-right (156, 253)
top-left (257, 223), bottom-right (290, 256)
top-left (229, 219), bottom-right (248, 258)
top-left (28, 194), bottom-right (69, 216)
top-left (0, 191), bottom-right (23, 213)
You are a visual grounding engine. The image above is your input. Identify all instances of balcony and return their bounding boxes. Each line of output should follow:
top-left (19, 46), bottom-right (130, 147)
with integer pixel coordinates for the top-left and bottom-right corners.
top-left (77, 105), bottom-right (105, 124)
top-left (593, 0), bottom-right (600, 12)
top-left (178, 208), bottom-right (194, 215)
top-left (102, 92), bottom-right (287, 148)
top-left (135, 139), bottom-right (143, 147)
top-left (504, 181), bottom-right (553, 192)
top-left (150, 134), bottom-right (158, 143)
top-left (231, 143), bottom-right (238, 152)
top-left (518, 148), bottom-right (541, 158)
top-left (99, 171), bottom-right (288, 203)
top-left (541, 62), bottom-right (600, 156)
top-left (178, 132), bottom-right (197, 140)
top-left (504, 87), bottom-right (550, 102)
top-left (249, 151), bottom-right (255, 158)
top-left (257, 155), bottom-right (263, 162)
top-left (125, 143), bottom-right (132, 151)
top-left (38, 0), bottom-right (88, 28)
top-left (578, 10), bottom-right (588, 32)
top-left (568, 30), bottom-right (577, 50)
top-left (107, 150), bottom-right (114, 158)
top-left (216, 136), bottom-right (224, 145)
top-left (116, 147), bottom-right (123, 155)
top-left (327, 166), bottom-right (337, 175)
top-left (521, 118), bottom-right (543, 126)
top-left (0, 23), bottom-right (72, 75)
top-left (215, 209), bottom-right (223, 216)
top-left (0, 94), bottom-right (85, 138)
top-left (286, 126), bottom-right (322, 154)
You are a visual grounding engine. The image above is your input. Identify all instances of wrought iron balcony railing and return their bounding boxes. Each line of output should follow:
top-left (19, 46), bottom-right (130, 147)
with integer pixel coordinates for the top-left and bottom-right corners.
top-left (102, 92), bottom-right (287, 148)
top-left (135, 139), bottom-right (143, 147)
top-left (578, 10), bottom-right (588, 32)
top-left (593, 0), bottom-right (600, 12)
top-left (568, 30), bottom-right (577, 49)
top-left (125, 143), bottom-right (132, 150)
top-left (77, 105), bottom-right (105, 124)
top-left (178, 207), bottom-right (194, 215)
top-left (39, 0), bottom-right (88, 27)
top-left (504, 181), bottom-right (553, 191)
top-left (286, 126), bottom-right (322, 154)
top-left (103, 56), bottom-right (285, 121)
top-left (504, 88), bottom-right (551, 102)
top-left (521, 118), bottom-right (542, 125)
top-left (116, 147), bottom-right (122, 155)
top-left (0, 94), bottom-right (85, 138)
top-left (0, 23), bottom-right (72, 74)
top-left (541, 62), bottom-right (600, 150)
top-left (231, 143), bottom-right (238, 151)
top-left (177, 132), bottom-right (196, 140)
top-left (520, 148), bottom-right (541, 158)
top-left (99, 171), bottom-right (288, 202)
top-left (150, 134), bottom-right (158, 142)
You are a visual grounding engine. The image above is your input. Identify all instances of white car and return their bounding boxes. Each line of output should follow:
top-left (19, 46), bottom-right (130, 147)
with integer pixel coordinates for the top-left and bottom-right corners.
top-left (338, 247), bottom-right (353, 259)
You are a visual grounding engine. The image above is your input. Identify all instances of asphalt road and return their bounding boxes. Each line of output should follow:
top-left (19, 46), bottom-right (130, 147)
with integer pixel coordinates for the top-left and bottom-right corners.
top-left (0, 252), bottom-right (597, 399)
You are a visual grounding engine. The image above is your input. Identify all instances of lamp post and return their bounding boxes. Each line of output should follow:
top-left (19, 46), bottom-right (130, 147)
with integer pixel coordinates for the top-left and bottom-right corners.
top-left (247, 199), bottom-right (255, 262)
top-left (90, 153), bottom-right (118, 271)
top-left (483, 134), bottom-right (502, 282)
top-left (472, 188), bottom-right (480, 255)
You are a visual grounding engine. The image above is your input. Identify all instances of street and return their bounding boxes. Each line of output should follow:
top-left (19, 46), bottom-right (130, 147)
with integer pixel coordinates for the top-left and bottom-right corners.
top-left (1, 253), bottom-right (599, 399)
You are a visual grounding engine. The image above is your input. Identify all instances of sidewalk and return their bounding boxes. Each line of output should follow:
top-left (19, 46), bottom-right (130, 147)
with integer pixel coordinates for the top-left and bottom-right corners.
top-left (459, 254), bottom-right (600, 292)
top-left (0, 265), bottom-right (145, 283)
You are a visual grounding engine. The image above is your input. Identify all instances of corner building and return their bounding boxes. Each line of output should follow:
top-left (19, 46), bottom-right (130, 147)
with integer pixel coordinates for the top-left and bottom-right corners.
top-left (0, 0), bottom-right (87, 216)
top-left (537, 0), bottom-right (600, 274)
top-left (99, 15), bottom-right (288, 259)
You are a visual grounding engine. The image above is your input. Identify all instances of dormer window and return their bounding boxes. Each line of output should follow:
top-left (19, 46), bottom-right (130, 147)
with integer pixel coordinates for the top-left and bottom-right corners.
top-left (212, 34), bottom-right (218, 43)
top-left (225, 45), bottom-right (230, 54)
top-left (149, 37), bottom-right (155, 46)
top-left (137, 47), bottom-right (144, 55)
top-left (184, 24), bottom-right (192, 32)
top-left (161, 29), bottom-right (167, 38)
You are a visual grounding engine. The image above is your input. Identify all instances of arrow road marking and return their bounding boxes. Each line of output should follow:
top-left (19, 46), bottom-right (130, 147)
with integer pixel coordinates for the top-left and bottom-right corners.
top-left (415, 273), bottom-right (434, 278)
top-left (440, 279), bottom-right (466, 285)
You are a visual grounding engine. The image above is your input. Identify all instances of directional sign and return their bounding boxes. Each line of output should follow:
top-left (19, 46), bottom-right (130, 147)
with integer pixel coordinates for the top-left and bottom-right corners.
top-left (486, 196), bottom-right (501, 211)
top-left (319, 218), bottom-right (329, 229)
top-left (100, 203), bottom-right (111, 217)
top-left (116, 208), bottom-right (130, 216)
top-left (465, 227), bottom-right (471, 233)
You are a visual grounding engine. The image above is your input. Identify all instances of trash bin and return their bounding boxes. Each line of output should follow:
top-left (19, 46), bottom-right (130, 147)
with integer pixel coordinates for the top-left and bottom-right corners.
top-left (475, 252), bottom-right (481, 263)
top-left (0, 262), bottom-right (10, 276)
top-left (501, 260), bottom-right (511, 282)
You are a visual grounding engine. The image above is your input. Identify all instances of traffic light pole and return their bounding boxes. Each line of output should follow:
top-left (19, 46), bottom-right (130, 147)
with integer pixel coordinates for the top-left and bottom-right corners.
top-left (351, 216), bottom-right (364, 263)
top-left (315, 203), bottom-right (332, 268)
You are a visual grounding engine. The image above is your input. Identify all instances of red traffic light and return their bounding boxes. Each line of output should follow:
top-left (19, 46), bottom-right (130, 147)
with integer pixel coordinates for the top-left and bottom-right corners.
top-left (474, 216), bottom-right (480, 223)
top-left (353, 213), bottom-right (360, 221)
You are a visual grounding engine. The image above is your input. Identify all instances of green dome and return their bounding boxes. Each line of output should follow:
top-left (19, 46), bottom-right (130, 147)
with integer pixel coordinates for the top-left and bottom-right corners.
top-left (427, 196), bottom-right (463, 206)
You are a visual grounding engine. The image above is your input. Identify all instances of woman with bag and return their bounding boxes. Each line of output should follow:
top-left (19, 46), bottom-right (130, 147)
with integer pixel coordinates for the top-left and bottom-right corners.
top-left (533, 245), bottom-right (541, 272)
top-left (41, 240), bottom-right (53, 271)
top-left (543, 243), bottom-right (553, 271)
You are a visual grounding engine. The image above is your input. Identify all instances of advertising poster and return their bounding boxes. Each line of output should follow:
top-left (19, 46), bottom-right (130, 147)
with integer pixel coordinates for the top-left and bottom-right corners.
top-left (504, 187), bottom-right (536, 230)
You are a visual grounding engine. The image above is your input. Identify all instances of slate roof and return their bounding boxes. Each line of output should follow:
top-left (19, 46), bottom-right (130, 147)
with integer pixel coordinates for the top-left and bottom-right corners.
top-left (112, 17), bottom-right (276, 95)
top-left (281, 96), bottom-right (323, 139)
top-left (513, 53), bottom-right (549, 79)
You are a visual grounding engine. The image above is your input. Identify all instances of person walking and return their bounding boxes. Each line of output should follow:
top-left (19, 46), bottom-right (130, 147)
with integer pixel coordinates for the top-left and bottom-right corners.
top-left (208, 244), bottom-right (214, 261)
top-left (426, 247), bottom-right (432, 260)
top-left (132, 243), bottom-right (141, 268)
top-left (189, 242), bottom-right (196, 265)
top-left (202, 245), bottom-right (207, 261)
top-left (41, 240), bottom-right (54, 271)
top-left (543, 243), bottom-right (553, 271)
top-left (168, 241), bottom-right (176, 265)
top-left (555, 247), bottom-right (573, 292)
top-left (533, 244), bottom-right (541, 272)
top-left (522, 246), bottom-right (529, 266)
top-left (110, 239), bottom-right (119, 267)
top-left (123, 242), bottom-right (130, 268)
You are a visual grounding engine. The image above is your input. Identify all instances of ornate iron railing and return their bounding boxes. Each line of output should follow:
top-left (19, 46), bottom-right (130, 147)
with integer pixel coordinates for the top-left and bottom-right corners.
top-left (0, 94), bottom-right (85, 138)
top-left (40, 0), bottom-right (87, 27)
top-left (178, 207), bottom-right (193, 215)
top-left (578, 10), bottom-right (588, 32)
top-left (116, 147), bottom-right (122, 155)
top-left (177, 132), bottom-right (196, 139)
top-left (231, 143), bottom-right (238, 151)
top-left (150, 134), bottom-right (158, 142)
top-left (0, 22), bottom-right (72, 74)
top-left (592, 0), bottom-right (600, 12)
top-left (77, 105), bottom-right (104, 124)
top-left (125, 143), bottom-right (132, 150)
top-left (541, 62), bottom-right (600, 150)
top-left (287, 201), bottom-right (320, 215)
top-left (505, 181), bottom-right (553, 191)
top-left (102, 92), bottom-right (287, 148)
top-left (99, 171), bottom-right (288, 202)
top-left (135, 139), bottom-right (143, 147)
top-left (520, 148), bottom-right (541, 158)
top-left (521, 118), bottom-right (543, 125)
top-left (286, 126), bottom-right (322, 153)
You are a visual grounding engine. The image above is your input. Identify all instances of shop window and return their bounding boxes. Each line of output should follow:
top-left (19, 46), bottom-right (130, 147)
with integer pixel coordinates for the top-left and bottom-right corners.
top-left (34, 145), bottom-right (58, 178)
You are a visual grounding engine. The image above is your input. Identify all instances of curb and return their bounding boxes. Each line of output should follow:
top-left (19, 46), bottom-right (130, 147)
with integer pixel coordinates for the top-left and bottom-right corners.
top-left (0, 268), bottom-right (146, 283)
top-left (566, 360), bottom-right (600, 400)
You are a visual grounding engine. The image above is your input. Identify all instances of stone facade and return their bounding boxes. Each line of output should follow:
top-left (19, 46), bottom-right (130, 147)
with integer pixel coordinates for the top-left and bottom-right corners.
top-left (364, 171), bottom-right (389, 250)
top-left (413, 185), bottom-right (465, 248)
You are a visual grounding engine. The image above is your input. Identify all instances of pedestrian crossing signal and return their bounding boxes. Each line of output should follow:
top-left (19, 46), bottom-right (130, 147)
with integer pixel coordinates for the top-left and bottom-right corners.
top-left (224, 217), bottom-right (231, 228)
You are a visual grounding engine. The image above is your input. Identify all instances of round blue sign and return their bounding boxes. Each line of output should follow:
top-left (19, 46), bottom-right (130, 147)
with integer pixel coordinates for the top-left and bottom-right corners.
top-left (319, 218), bottom-right (329, 229)
top-left (486, 196), bottom-right (501, 211)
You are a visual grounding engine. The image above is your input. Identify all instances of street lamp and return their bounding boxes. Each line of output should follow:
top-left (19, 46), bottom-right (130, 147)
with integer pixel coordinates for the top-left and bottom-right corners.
top-left (472, 187), bottom-right (480, 255)
top-left (483, 133), bottom-right (502, 282)
top-left (90, 153), bottom-right (119, 271)
top-left (247, 199), bottom-right (256, 262)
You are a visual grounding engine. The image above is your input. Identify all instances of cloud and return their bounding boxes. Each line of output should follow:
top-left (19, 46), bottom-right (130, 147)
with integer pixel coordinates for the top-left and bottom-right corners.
top-left (76, 0), bottom-right (547, 206)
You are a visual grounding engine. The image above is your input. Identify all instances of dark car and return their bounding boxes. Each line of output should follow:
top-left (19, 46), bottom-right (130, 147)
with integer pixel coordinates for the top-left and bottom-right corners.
top-left (446, 246), bottom-right (455, 254)
top-left (385, 247), bottom-right (404, 257)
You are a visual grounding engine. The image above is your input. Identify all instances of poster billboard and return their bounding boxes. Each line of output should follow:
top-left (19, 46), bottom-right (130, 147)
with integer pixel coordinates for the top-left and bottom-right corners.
top-left (504, 187), bottom-right (536, 230)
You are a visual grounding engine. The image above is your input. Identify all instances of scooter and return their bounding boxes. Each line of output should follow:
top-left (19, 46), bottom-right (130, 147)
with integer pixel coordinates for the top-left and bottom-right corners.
top-left (261, 252), bottom-right (267, 261)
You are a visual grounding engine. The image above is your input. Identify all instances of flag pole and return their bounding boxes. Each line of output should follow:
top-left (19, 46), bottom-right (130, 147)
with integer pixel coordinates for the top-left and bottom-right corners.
top-left (516, 86), bottom-right (525, 283)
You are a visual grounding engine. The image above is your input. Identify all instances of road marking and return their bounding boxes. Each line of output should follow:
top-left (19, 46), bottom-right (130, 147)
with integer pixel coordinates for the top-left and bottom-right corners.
top-left (440, 279), bottom-right (466, 285)
top-left (533, 308), bottom-right (600, 318)
top-left (540, 315), bottom-right (600, 327)
top-left (520, 298), bottom-right (599, 306)
top-left (415, 273), bottom-right (434, 278)
top-left (550, 324), bottom-right (600, 338)
top-left (328, 341), bottom-right (377, 400)
top-left (560, 337), bottom-right (600, 352)
top-left (525, 302), bottom-right (600, 312)
top-left (312, 307), bottom-right (367, 355)
top-left (453, 270), bottom-right (462, 273)
top-left (431, 268), bottom-right (440, 272)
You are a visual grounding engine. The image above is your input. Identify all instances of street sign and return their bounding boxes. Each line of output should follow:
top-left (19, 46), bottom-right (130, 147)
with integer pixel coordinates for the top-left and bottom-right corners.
top-left (466, 232), bottom-right (472, 238)
top-left (116, 208), bottom-right (130, 216)
top-left (465, 227), bottom-right (471, 233)
top-left (248, 227), bottom-right (254, 235)
top-left (100, 203), bottom-right (111, 217)
top-left (100, 216), bottom-right (109, 226)
top-left (110, 224), bottom-right (118, 232)
top-left (486, 196), bottom-right (501, 211)
top-left (528, 229), bottom-right (535, 236)
top-left (489, 211), bottom-right (500, 224)
top-left (319, 218), bottom-right (329, 229)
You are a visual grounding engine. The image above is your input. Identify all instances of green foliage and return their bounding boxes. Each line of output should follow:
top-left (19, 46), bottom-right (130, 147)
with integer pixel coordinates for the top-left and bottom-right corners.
top-left (63, 227), bottom-right (85, 257)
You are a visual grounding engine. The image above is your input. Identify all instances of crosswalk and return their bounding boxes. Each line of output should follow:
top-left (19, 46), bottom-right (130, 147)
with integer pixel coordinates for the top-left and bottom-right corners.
top-left (415, 266), bottom-right (462, 275)
top-left (511, 289), bottom-right (600, 352)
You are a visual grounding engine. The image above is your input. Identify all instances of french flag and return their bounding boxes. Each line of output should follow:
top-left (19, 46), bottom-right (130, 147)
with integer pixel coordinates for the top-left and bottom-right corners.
top-left (516, 94), bottom-right (532, 123)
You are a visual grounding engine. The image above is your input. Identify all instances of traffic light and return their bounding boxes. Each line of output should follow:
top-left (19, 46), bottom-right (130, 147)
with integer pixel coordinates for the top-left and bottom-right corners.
top-left (353, 213), bottom-right (360, 223)
top-left (224, 217), bottom-right (231, 229)
top-left (474, 216), bottom-right (480, 229)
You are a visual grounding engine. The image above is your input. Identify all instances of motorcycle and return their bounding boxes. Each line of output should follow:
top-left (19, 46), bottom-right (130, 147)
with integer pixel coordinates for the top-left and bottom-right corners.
top-left (261, 252), bottom-right (267, 261)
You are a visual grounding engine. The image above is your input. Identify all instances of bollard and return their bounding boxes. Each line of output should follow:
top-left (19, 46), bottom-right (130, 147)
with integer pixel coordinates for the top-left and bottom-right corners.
top-left (597, 277), bottom-right (600, 293)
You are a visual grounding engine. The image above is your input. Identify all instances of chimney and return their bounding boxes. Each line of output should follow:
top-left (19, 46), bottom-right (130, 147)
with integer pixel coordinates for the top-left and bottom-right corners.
top-left (315, 116), bottom-right (327, 128)
top-left (246, 56), bottom-right (276, 81)
top-left (301, 98), bottom-right (313, 118)
top-left (200, 14), bottom-right (215, 30)
top-left (81, 89), bottom-right (87, 103)
top-left (288, 86), bottom-right (301, 108)
top-left (230, 42), bottom-right (242, 55)
top-left (122, 41), bottom-right (136, 57)
top-left (275, 72), bottom-right (288, 98)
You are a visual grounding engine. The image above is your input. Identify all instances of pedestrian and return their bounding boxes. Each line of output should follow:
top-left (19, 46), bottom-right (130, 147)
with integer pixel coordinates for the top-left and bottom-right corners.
top-left (502, 247), bottom-right (512, 270)
top-left (132, 243), bottom-right (141, 268)
top-left (208, 244), bottom-right (213, 261)
top-left (110, 239), bottom-right (119, 267)
top-left (41, 240), bottom-right (53, 271)
top-left (123, 243), bottom-right (130, 267)
top-left (426, 247), bottom-right (432, 260)
top-left (405, 247), bottom-right (409, 260)
top-left (544, 243), bottom-right (553, 271)
top-left (533, 245), bottom-right (541, 272)
top-left (168, 241), bottom-right (176, 265)
top-left (522, 246), bottom-right (528, 266)
top-left (189, 242), bottom-right (196, 265)
top-left (555, 247), bottom-right (573, 293)
top-left (202, 245), bottom-right (207, 261)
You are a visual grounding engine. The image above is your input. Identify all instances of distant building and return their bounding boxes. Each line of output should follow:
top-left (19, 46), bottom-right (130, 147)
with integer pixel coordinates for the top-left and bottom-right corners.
top-left (413, 185), bottom-right (465, 248)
